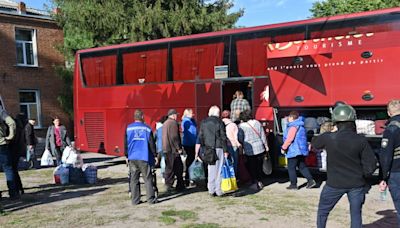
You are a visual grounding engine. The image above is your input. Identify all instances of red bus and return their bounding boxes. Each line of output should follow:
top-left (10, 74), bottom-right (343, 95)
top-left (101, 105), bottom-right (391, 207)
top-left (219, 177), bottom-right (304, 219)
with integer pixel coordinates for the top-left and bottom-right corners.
top-left (74, 7), bottom-right (400, 169)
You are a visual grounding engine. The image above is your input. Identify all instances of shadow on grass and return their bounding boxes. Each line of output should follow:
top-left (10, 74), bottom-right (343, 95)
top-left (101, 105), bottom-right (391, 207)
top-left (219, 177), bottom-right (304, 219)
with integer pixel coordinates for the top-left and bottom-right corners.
top-left (2, 177), bottom-right (128, 212)
top-left (363, 209), bottom-right (398, 228)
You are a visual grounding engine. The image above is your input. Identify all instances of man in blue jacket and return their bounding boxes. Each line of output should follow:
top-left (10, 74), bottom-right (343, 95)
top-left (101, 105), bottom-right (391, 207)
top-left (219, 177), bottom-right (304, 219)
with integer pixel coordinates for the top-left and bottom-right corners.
top-left (125, 109), bottom-right (158, 205)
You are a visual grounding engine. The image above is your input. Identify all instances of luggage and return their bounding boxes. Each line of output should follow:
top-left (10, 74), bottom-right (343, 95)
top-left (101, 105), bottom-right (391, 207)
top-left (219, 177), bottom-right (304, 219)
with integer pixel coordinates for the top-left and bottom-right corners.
top-left (54, 165), bottom-right (69, 185)
top-left (238, 154), bottom-right (251, 184)
top-left (68, 166), bottom-right (86, 184)
top-left (304, 117), bottom-right (319, 134)
top-left (41, 149), bottom-right (54, 167)
top-left (375, 120), bottom-right (387, 135)
top-left (188, 159), bottom-right (205, 181)
top-left (83, 165), bottom-right (97, 184)
top-left (221, 158), bottom-right (238, 193)
top-left (355, 120), bottom-right (375, 135)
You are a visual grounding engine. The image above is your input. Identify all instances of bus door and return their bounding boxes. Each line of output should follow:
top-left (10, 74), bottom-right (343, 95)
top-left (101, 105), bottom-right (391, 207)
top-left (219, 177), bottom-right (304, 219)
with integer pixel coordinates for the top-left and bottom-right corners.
top-left (195, 80), bottom-right (222, 121)
top-left (221, 78), bottom-right (253, 112)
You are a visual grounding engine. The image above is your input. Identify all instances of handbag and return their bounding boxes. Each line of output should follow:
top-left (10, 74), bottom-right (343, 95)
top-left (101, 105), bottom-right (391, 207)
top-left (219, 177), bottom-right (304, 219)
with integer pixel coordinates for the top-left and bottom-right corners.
top-left (221, 157), bottom-right (238, 193)
top-left (262, 155), bottom-right (273, 175)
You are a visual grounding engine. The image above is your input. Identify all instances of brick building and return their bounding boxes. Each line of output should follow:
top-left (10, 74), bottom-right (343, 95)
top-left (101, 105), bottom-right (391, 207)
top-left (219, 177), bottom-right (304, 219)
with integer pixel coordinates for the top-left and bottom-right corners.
top-left (0, 0), bottom-right (70, 136)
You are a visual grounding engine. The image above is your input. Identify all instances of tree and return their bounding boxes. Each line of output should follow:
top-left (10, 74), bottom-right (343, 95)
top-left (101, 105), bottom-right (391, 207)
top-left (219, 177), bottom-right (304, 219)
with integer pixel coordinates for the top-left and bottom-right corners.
top-left (310, 0), bottom-right (400, 17)
top-left (50, 0), bottom-right (243, 116)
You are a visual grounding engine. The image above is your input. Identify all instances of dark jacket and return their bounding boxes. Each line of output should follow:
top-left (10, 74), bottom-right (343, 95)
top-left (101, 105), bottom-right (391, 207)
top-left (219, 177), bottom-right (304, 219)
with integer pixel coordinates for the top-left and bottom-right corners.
top-left (162, 118), bottom-right (182, 153)
top-left (199, 116), bottom-right (228, 152)
top-left (45, 125), bottom-right (71, 155)
top-left (379, 114), bottom-right (400, 181)
top-left (311, 125), bottom-right (377, 189)
top-left (9, 116), bottom-right (26, 157)
top-left (25, 123), bottom-right (36, 146)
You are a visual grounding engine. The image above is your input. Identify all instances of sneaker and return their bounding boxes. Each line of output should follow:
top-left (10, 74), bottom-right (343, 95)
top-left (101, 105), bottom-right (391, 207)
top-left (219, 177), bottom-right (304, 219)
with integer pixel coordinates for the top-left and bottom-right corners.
top-left (286, 185), bottom-right (298, 190)
top-left (209, 192), bottom-right (217, 197)
top-left (306, 180), bottom-right (317, 189)
top-left (257, 181), bottom-right (264, 189)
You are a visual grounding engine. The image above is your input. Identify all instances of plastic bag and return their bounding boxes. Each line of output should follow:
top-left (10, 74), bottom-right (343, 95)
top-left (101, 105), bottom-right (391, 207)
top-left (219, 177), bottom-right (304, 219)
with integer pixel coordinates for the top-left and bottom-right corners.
top-left (188, 159), bottom-right (205, 181)
top-left (54, 165), bottom-right (69, 185)
top-left (221, 158), bottom-right (238, 193)
top-left (41, 149), bottom-right (54, 166)
top-left (262, 155), bottom-right (272, 175)
top-left (62, 146), bottom-right (83, 168)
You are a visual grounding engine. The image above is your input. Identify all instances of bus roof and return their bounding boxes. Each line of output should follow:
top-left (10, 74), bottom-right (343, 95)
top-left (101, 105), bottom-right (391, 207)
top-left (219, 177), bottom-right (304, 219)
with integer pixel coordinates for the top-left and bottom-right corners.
top-left (78, 7), bottom-right (400, 54)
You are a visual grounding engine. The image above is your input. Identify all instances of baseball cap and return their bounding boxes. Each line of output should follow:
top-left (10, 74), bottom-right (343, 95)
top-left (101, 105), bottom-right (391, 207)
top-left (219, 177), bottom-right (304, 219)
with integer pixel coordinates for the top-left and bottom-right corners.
top-left (167, 109), bottom-right (178, 116)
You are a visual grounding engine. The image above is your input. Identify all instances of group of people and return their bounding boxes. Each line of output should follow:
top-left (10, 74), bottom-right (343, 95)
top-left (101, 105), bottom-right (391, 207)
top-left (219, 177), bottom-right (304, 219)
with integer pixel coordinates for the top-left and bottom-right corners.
top-left (125, 90), bottom-right (272, 204)
top-left (0, 103), bottom-right (71, 199)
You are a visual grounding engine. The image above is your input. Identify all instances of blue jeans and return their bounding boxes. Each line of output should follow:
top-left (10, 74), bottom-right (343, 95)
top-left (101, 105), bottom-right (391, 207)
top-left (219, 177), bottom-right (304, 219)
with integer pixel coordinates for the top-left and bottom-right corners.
top-left (0, 145), bottom-right (18, 197)
top-left (389, 172), bottom-right (400, 224)
top-left (228, 146), bottom-right (238, 175)
top-left (317, 184), bottom-right (366, 228)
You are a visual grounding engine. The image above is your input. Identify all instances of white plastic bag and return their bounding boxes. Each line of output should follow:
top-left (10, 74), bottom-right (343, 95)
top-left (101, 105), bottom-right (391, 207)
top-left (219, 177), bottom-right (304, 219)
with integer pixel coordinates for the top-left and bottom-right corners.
top-left (62, 146), bottom-right (83, 168)
top-left (41, 149), bottom-right (54, 166)
top-left (61, 146), bottom-right (73, 164)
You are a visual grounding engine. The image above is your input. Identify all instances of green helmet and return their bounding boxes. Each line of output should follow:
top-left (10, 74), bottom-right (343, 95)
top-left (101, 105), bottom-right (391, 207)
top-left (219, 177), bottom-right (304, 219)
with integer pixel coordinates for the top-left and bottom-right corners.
top-left (332, 104), bottom-right (356, 122)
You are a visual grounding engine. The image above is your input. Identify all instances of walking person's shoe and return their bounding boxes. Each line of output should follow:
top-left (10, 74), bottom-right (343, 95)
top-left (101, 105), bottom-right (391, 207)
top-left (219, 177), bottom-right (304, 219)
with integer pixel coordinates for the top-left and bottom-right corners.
top-left (257, 181), bottom-right (264, 190)
top-left (286, 184), bottom-right (298, 190)
top-left (306, 179), bottom-right (317, 189)
top-left (148, 198), bottom-right (159, 204)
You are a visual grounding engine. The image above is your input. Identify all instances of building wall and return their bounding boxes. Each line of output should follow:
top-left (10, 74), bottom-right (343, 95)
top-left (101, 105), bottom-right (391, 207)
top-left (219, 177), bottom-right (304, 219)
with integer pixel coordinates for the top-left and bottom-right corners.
top-left (0, 13), bottom-right (70, 137)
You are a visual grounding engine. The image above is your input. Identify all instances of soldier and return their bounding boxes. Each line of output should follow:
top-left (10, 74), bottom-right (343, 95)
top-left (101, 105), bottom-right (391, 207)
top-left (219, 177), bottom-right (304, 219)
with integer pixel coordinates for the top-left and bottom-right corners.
top-left (379, 99), bottom-right (400, 224)
top-left (311, 104), bottom-right (377, 228)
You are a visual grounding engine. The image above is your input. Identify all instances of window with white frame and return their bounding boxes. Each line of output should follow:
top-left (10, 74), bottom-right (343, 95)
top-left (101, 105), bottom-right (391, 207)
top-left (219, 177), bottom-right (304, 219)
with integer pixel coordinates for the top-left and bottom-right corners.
top-left (15, 28), bottom-right (38, 66)
top-left (19, 90), bottom-right (41, 127)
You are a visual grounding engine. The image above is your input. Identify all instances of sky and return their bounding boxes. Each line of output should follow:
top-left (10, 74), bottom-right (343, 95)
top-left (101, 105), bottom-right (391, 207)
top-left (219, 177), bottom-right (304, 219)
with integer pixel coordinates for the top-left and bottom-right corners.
top-left (22, 0), bottom-right (318, 27)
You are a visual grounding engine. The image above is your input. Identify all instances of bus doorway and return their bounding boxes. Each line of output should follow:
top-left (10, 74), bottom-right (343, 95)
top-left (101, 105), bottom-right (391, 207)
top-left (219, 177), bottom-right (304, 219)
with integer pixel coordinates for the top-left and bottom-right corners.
top-left (222, 79), bottom-right (253, 112)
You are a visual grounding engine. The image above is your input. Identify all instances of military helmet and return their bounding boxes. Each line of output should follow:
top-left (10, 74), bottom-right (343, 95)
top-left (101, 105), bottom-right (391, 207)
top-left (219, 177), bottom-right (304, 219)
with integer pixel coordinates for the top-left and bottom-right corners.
top-left (331, 104), bottom-right (356, 122)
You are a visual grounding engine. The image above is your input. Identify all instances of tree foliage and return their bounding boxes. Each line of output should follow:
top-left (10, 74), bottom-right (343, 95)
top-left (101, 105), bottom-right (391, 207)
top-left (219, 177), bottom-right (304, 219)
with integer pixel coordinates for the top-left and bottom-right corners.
top-left (50, 0), bottom-right (243, 117)
top-left (52, 0), bottom-right (243, 59)
top-left (310, 0), bottom-right (400, 17)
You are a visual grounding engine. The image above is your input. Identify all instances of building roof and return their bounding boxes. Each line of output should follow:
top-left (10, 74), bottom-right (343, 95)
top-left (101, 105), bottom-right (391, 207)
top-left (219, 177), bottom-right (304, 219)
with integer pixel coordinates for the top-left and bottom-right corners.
top-left (0, 0), bottom-right (52, 20)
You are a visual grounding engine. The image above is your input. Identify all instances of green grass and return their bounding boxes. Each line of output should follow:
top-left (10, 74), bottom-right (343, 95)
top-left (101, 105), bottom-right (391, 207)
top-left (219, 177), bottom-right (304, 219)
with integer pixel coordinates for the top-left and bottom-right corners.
top-left (259, 217), bottom-right (269, 221)
top-left (159, 215), bottom-right (177, 225)
top-left (182, 223), bottom-right (220, 228)
top-left (161, 209), bottom-right (197, 220)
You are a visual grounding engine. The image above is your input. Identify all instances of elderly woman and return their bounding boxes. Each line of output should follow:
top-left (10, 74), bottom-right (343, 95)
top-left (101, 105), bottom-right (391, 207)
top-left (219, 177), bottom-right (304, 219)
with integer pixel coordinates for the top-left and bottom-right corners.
top-left (45, 117), bottom-right (71, 166)
top-left (221, 110), bottom-right (241, 174)
top-left (181, 108), bottom-right (197, 185)
top-left (238, 110), bottom-right (269, 190)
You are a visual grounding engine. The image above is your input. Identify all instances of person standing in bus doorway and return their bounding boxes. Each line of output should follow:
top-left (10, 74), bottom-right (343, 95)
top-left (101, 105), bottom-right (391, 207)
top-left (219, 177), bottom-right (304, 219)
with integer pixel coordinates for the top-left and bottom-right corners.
top-left (25, 117), bottom-right (37, 169)
top-left (45, 117), bottom-right (71, 166)
top-left (162, 109), bottom-right (185, 192)
top-left (181, 108), bottom-right (197, 186)
top-left (379, 99), bottom-right (400, 224)
top-left (230, 90), bottom-right (251, 123)
top-left (0, 105), bottom-right (19, 199)
top-left (281, 111), bottom-right (316, 190)
top-left (312, 105), bottom-right (377, 228)
top-left (198, 106), bottom-right (228, 197)
top-left (125, 109), bottom-right (158, 205)
top-left (221, 110), bottom-right (241, 175)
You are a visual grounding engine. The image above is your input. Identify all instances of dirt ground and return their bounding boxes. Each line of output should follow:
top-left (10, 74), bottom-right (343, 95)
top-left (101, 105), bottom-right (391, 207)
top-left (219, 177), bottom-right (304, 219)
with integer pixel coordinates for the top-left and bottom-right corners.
top-left (0, 152), bottom-right (397, 228)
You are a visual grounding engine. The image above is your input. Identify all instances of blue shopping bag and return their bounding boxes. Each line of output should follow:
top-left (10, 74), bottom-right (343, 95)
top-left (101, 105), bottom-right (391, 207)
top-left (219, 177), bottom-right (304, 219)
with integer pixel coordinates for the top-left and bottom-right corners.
top-left (221, 157), bottom-right (238, 193)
